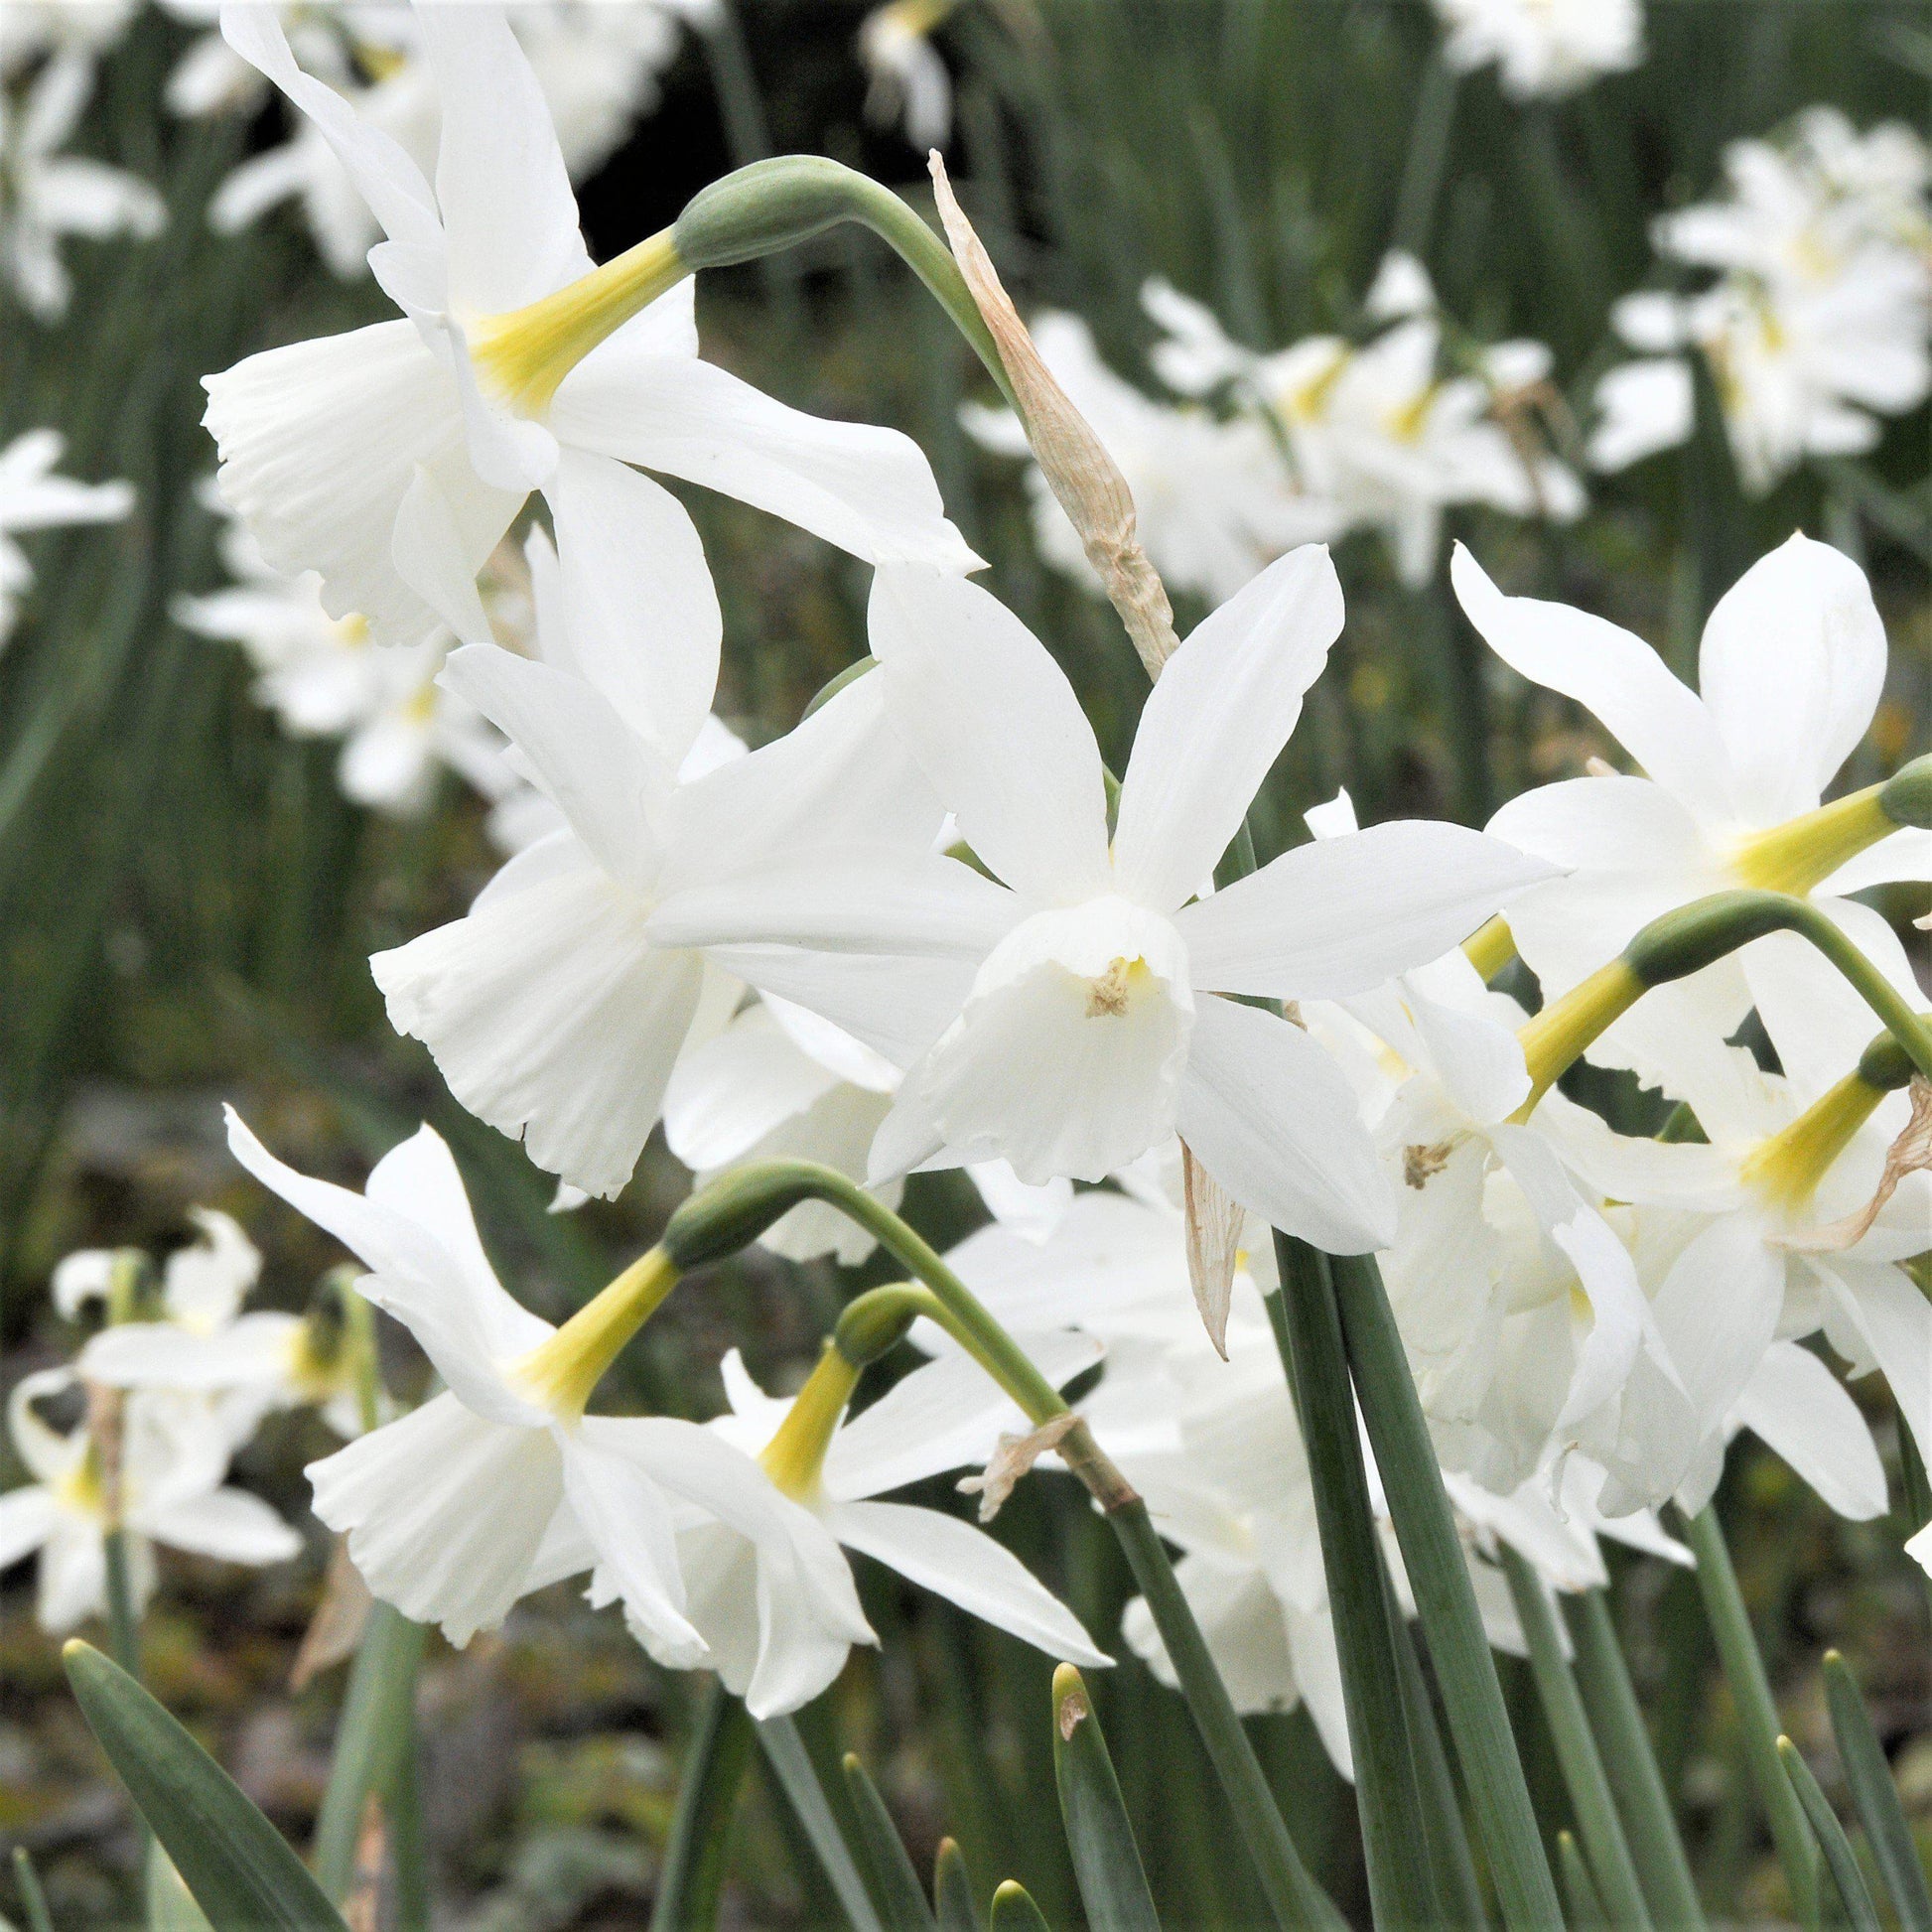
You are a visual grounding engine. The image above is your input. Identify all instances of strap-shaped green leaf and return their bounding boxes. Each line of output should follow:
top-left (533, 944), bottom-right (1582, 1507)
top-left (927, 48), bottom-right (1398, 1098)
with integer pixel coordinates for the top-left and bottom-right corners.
top-left (1557, 1830), bottom-right (1606, 1930)
top-left (1823, 1652), bottom-right (1932, 1932)
top-left (1050, 1666), bottom-right (1159, 1932)
top-left (842, 1753), bottom-right (938, 1930)
top-left (63, 1640), bottom-right (348, 1932)
top-left (11, 1849), bottom-right (54, 1932)
top-left (1779, 1737), bottom-right (1882, 1932)
top-left (934, 1838), bottom-right (980, 1932)
top-left (989, 1880), bottom-right (1053, 1931)
top-left (650, 1677), bottom-right (756, 1932)
top-left (146, 1843), bottom-right (214, 1931)
top-left (758, 1717), bottom-right (885, 1932)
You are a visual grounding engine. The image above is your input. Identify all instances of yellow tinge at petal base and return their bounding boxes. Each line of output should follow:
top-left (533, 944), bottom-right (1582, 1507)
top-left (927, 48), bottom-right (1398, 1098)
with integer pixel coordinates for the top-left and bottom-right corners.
top-left (1729, 783), bottom-right (1894, 895)
top-left (759, 1345), bottom-right (861, 1500)
top-left (1740, 1068), bottom-right (1888, 1213)
top-left (468, 228), bottom-right (689, 417)
top-left (512, 1247), bottom-right (682, 1421)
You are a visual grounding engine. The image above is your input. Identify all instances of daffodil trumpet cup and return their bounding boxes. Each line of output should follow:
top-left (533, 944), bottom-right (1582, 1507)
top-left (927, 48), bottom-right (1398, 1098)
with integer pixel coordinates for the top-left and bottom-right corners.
top-left (659, 1159), bottom-right (1344, 1932)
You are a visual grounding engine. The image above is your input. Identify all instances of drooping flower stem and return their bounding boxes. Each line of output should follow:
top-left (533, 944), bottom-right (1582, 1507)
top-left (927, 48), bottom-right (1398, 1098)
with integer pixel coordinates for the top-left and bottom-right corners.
top-left (661, 1162), bottom-right (1344, 1931)
top-left (1515, 888), bottom-right (1932, 1115)
top-left (1563, 1591), bottom-right (1708, 1931)
top-left (1327, 1249), bottom-right (1566, 1932)
top-left (1263, 1235), bottom-right (1439, 1930)
top-left (1500, 1546), bottom-right (1655, 1931)
top-left (1676, 1505), bottom-right (1822, 1932)
top-left (672, 157), bottom-right (1018, 411)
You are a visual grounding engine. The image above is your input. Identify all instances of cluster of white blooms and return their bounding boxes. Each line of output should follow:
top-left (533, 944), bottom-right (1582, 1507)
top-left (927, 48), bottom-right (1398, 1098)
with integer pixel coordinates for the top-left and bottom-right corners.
top-left (13, 4), bottom-right (1926, 1736)
top-left (1430, 0), bottom-right (1644, 101)
top-left (0, 428), bottom-right (135, 649)
top-left (0, 17), bottom-right (165, 320)
top-left (972, 253), bottom-right (1582, 603)
top-left (1590, 108), bottom-right (1932, 491)
top-left (0, 1211), bottom-right (367, 1634)
top-left (166, 0), bottom-right (716, 278)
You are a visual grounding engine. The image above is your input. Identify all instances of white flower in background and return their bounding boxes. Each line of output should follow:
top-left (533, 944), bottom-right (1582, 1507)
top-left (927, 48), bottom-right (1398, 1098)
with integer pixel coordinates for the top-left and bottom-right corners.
top-left (964, 312), bottom-right (1340, 609)
top-left (648, 549), bottom-right (1555, 1249)
top-left (633, 1343), bottom-right (1108, 1716)
top-left (1146, 264), bottom-right (1583, 590)
top-left (1459, 536), bottom-right (1927, 1102)
top-left (0, 50), bottom-right (164, 320)
top-left (860, 0), bottom-right (958, 152)
top-left (371, 462), bottom-right (944, 1199)
top-left (203, 7), bottom-right (977, 654)
top-left (1589, 110), bottom-right (1931, 490)
top-left (1432, 0), bottom-right (1644, 100)
top-left (70, 1209), bottom-right (379, 1443)
top-left (0, 1368), bottom-right (300, 1634)
top-left (0, 2), bottom-right (135, 80)
top-left (187, 1), bottom-right (713, 261)
top-left (175, 496), bottom-right (511, 817)
top-left (0, 428), bottom-right (133, 647)
top-left (225, 1108), bottom-right (868, 1670)
top-left (664, 992), bottom-right (1078, 1265)
top-left (1542, 945), bottom-right (1931, 1514)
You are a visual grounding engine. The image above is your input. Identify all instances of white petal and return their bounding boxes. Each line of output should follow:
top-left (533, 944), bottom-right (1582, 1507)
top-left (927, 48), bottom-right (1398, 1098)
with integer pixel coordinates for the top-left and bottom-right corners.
top-left (1732, 1343), bottom-right (1887, 1521)
top-left (1174, 995), bottom-right (1395, 1253)
top-left (1179, 821), bottom-right (1557, 1000)
top-left (1815, 1258), bottom-right (1932, 1470)
top-left (966, 1161), bottom-right (1073, 1242)
top-left (1698, 535), bottom-right (1886, 824)
top-left (550, 348), bottom-right (981, 570)
top-left (140, 1487), bottom-right (302, 1566)
top-left (306, 1392), bottom-right (563, 1646)
top-left (391, 462), bottom-right (495, 642)
top-left (827, 1498), bottom-right (1110, 1666)
top-left (823, 1331), bottom-right (1103, 1501)
top-left (0, 1486), bottom-right (57, 1571)
top-left (1112, 545), bottom-right (1343, 911)
top-left (539, 450), bottom-right (719, 766)
top-left (223, 1110), bottom-right (548, 1422)
top-left (1648, 1211), bottom-right (1785, 1436)
top-left (1817, 827), bottom-right (1932, 897)
top-left (558, 1428), bottom-right (703, 1666)
top-left (1284, 1608), bottom-right (1354, 1779)
top-left (868, 566), bottom-right (1112, 901)
top-left (647, 849), bottom-right (1021, 961)
top-left (371, 859), bottom-right (704, 1198)
top-left (1486, 775), bottom-right (1715, 876)
top-left (80, 1313), bottom-right (299, 1393)
top-left (663, 1003), bottom-right (840, 1173)
top-left (440, 643), bottom-right (668, 891)
top-left (1450, 544), bottom-right (1733, 828)
top-left (416, 6), bottom-right (590, 313)
top-left (37, 1519), bottom-right (115, 1634)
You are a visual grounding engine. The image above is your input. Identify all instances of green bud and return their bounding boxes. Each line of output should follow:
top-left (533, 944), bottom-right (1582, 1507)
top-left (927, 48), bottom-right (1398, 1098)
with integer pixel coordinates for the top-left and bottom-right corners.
top-left (1878, 752), bottom-right (1932, 830)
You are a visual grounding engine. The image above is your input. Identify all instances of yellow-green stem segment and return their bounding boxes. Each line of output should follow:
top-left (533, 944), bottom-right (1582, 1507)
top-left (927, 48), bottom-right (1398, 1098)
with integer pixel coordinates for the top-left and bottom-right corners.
top-left (513, 1247), bottom-right (681, 1420)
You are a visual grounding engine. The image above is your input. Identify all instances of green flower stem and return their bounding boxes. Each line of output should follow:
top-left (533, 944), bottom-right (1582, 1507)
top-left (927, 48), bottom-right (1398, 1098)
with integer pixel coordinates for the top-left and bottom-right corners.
top-left (12, 1848), bottom-right (55, 1932)
top-left (662, 1163), bottom-right (1344, 1931)
top-left (314, 1603), bottom-right (428, 1904)
top-left (1678, 1506), bottom-right (1821, 1932)
top-left (650, 1678), bottom-right (756, 1932)
top-left (1557, 1830), bottom-right (1608, 1930)
top-left (1563, 1590), bottom-right (1706, 1930)
top-left (102, 1528), bottom-right (142, 1684)
top-left (1821, 1652), bottom-right (1932, 1932)
top-left (1326, 1251), bottom-right (1564, 1931)
top-left (672, 157), bottom-right (1017, 411)
top-left (1264, 1237), bottom-right (1439, 1930)
top-left (1500, 1549), bottom-right (1653, 1931)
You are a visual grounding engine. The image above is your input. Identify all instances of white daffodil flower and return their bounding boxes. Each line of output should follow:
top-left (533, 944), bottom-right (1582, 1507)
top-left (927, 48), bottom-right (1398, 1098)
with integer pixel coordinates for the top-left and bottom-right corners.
top-left (175, 498), bottom-right (510, 817)
top-left (224, 1107), bottom-right (863, 1663)
top-left (1460, 534), bottom-right (1927, 1102)
top-left (1430, 0), bottom-right (1644, 99)
top-left (663, 994), bottom-right (1071, 1265)
top-left (0, 429), bottom-right (133, 647)
top-left (201, 6), bottom-right (977, 653)
top-left (963, 312), bottom-right (1341, 610)
top-left (1, 50), bottom-right (165, 320)
top-left (371, 468), bottom-right (944, 1200)
top-left (0, 1369), bottom-right (300, 1634)
top-left (859, 0), bottom-right (956, 151)
top-left (649, 548), bottom-right (1555, 1251)
top-left (626, 1341), bottom-right (1110, 1717)
top-left (1539, 945), bottom-right (1931, 1510)
top-left (1145, 270), bottom-right (1582, 590)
